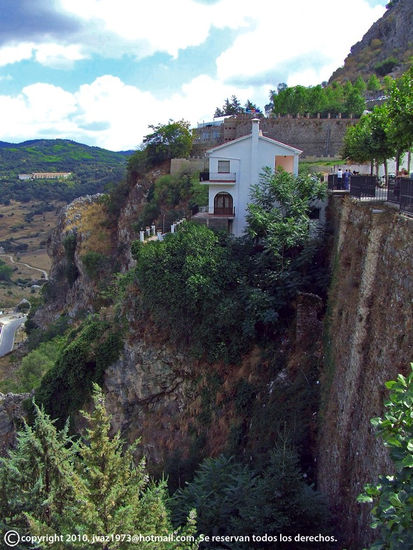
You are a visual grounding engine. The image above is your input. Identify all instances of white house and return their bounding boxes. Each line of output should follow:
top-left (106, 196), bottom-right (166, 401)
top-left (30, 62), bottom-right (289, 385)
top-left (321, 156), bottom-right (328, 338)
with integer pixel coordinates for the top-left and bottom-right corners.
top-left (195, 118), bottom-right (302, 237)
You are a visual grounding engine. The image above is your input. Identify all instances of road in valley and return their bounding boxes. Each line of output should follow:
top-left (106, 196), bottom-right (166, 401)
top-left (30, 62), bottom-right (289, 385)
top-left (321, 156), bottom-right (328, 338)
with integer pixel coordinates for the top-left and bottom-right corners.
top-left (0, 316), bottom-right (26, 357)
top-left (0, 254), bottom-right (49, 280)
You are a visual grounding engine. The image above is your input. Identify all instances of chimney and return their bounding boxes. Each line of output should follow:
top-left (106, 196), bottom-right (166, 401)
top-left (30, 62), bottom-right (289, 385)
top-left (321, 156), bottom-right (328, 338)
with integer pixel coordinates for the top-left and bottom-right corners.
top-left (251, 118), bottom-right (260, 143)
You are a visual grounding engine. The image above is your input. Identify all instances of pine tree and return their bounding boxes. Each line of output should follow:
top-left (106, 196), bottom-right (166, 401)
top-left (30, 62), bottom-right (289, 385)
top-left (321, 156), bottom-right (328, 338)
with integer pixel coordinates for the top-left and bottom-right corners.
top-left (0, 403), bottom-right (88, 546)
top-left (0, 388), bottom-right (198, 550)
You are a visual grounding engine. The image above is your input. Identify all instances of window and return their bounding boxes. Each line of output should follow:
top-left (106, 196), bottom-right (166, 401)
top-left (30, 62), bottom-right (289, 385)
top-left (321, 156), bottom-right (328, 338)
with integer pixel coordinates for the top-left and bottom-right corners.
top-left (218, 160), bottom-right (230, 173)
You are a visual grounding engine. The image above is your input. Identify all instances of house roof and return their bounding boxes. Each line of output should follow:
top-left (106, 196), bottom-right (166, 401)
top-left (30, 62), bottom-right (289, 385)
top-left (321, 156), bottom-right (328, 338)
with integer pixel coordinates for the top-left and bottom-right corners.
top-left (206, 133), bottom-right (303, 155)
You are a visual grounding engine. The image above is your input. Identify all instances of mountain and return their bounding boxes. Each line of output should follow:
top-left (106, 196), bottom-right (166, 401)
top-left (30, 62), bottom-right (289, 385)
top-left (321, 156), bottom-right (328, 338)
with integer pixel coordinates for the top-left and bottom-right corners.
top-left (330, 0), bottom-right (413, 83)
top-left (0, 138), bottom-right (132, 203)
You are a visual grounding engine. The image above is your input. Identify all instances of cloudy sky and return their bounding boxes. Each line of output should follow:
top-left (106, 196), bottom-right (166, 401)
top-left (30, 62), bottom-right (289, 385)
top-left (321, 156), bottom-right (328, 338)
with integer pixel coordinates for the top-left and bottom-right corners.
top-left (0, 0), bottom-right (387, 151)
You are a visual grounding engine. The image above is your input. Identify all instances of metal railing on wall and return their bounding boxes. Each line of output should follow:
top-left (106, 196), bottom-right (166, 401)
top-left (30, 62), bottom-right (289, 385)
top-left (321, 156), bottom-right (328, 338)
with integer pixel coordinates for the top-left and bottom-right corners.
top-left (329, 174), bottom-right (413, 216)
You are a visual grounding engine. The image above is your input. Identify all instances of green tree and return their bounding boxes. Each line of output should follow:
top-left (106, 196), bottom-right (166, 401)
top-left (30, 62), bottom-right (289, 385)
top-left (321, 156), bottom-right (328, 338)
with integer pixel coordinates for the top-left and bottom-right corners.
top-left (0, 387), bottom-right (198, 550)
top-left (386, 67), bottom-right (413, 167)
top-left (214, 95), bottom-right (244, 117)
top-left (0, 259), bottom-right (13, 281)
top-left (342, 115), bottom-right (377, 170)
top-left (76, 386), bottom-right (198, 549)
top-left (367, 74), bottom-right (382, 92)
top-left (172, 446), bottom-right (328, 549)
top-left (143, 120), bottom-right (193, 166)
top-left (0, 404), bottom-right (87, 545)
top-left (358, 365), bottom-right (413, 550)
top-left (246, 169), bottom-right (326, 266)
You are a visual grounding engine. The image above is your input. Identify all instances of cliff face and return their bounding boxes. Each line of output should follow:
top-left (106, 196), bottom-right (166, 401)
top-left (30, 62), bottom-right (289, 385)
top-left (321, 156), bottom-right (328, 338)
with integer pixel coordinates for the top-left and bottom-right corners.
top-left (24, 176), bottom-right (413, 547)
top-left (330, 0), bottom-right (413, 82)
top-left (318, 197), bottom-right (413, 549)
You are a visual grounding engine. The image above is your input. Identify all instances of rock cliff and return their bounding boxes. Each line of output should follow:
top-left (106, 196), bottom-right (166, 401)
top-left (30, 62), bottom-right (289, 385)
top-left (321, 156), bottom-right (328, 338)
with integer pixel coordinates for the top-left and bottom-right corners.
top-left (318, 196), bottom-right (413, 549)
top-left (330, 0), bottom-right (413, 82)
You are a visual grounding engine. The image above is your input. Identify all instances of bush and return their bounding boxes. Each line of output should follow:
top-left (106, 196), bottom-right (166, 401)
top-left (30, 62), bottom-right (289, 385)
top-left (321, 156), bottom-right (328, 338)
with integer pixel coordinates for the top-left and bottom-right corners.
top-left (172, 448), bottom-right (329, 549)
top-left (374, 56), bottom-right (399, 76)
top-left (81, 250), bottom-right (109, 280)
top-left (358, 365), bottom-right (413, 549)
top-left (34, 316), bottom-right (124, 427)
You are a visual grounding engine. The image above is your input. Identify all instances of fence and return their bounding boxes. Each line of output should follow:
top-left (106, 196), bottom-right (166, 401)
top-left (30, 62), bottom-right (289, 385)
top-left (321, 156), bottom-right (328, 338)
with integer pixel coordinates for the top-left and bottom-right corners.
top-left (329, 173), bottom-right (413, 216)
top-left (349, 175), bottom-right (387, 201)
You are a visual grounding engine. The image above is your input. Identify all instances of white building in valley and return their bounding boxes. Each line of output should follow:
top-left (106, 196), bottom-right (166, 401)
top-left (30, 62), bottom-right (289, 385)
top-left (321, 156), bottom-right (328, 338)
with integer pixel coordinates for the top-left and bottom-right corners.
top-left (194, 118), bottom-right (302, 236)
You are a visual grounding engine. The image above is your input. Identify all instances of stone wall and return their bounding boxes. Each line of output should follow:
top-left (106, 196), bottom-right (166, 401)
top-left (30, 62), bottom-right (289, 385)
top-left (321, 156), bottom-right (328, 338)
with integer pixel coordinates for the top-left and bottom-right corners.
top-left (235, 117), bottom-right (356, 158)
top-left (317, 196), bottom-right (413, 549)
top-left (193, 116), bottom-right (357, 158)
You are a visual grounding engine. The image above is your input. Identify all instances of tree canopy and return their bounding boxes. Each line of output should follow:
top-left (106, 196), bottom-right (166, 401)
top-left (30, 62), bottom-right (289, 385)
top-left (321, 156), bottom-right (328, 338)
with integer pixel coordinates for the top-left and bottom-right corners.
top-left (0, 386), bottom-right (198, 549)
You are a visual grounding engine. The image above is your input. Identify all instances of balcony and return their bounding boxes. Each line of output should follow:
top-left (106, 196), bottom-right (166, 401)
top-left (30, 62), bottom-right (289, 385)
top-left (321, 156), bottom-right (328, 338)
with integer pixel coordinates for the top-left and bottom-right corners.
top-left (199, 171), bottom-right (236, 184)
top-left (213, 207), bottom-right (235, 216)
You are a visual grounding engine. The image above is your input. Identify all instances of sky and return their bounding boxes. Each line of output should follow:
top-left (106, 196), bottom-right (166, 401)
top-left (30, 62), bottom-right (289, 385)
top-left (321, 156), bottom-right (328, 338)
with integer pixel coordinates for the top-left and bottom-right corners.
top-left (0, 0), bottom-right (387, 151)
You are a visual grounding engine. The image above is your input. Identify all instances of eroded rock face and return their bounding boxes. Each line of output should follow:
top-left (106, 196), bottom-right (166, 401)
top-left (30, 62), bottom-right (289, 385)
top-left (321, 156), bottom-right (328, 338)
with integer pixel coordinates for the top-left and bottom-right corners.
top-left (104, 340), bottom-right (198, 467)
top-left (318, 197), bottom-right (413, 549)
top-left (0, 392), bottom-right (30, 455)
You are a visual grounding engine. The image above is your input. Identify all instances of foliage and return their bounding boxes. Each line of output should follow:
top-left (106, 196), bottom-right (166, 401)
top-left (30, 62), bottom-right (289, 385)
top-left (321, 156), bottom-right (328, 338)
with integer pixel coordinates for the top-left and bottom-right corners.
top-left (214, 96), bottom-right (262, 117)
top-left (81, 251), bottom-right (110, 280)
top-left (0, 336), bottom-right (66, 393)
top-left (34, 316), bottom-right (124, 429)
top-left (367, 74), bottom-right (382, 92)
top-left (171, 445), bottom-right (328, 549)
top-left (374, 56), bottom-right (399, 77)
top-left (132, 217), bottom-right (328, 363)
top-left (343, 67), bottom-right (412, 168)
top-left (0, 139), bottom-right (129, 205)
top-left (26, 314), bottom-right (70, 351)
top-left (358, 365), bottom-right (413, 550)
top-left (142, 120), bottom-right (193, 167)
top-left (0, 386), bottom-right (198, 549)
top-left (134, 170), bottom-right (207, 230)
top-left (386, 66), bottom-right (413, 155)
top-left (0, 259), bottom-right (13, 281)
top-left (246, 168), bottom-right (326, 266)
top-left (269, 81), bottom-right (366, 117)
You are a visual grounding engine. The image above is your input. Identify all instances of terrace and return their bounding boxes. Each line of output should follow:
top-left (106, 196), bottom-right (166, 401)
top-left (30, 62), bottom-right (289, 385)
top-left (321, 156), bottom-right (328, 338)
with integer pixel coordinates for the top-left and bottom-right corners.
top-left (327, 175), bottom-right (413, 217)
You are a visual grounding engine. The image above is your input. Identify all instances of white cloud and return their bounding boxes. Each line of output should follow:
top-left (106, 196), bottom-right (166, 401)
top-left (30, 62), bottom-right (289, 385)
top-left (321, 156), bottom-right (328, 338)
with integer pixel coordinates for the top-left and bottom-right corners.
top-left (0, 43), bottom-right (34, 66)
top-left (0, 41), bottom-right (86, 68)
top-left (34, 43), bottom-right (87, 69)
top-left (0, 83), bottom-right (78, 142)
top-left (58, 0), bottom-right (251, 59)
top-left (0, 74), bottom-right (257, 150)
top-left (216, 0), bottom-right (386, 86)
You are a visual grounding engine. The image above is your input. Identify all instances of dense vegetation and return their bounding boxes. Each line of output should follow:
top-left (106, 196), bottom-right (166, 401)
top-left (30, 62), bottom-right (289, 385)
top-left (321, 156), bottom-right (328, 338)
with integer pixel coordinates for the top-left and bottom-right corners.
top-left (33, 315), bottom-right (124, 429)
top-left (342, 66), bottom-right (413, 174)
top-left (0, 139), bottom-right (130, 204)
top-left (358, 365), bottom-right (413, 549)
top-left (0, 386), bottom-right (198, 550)
top-left (127, 120), bottom-right (193, 181)
top-left (134, 170), bottom-right (208, 230)
top-left (131, 171), bottom-right (327, 364)
top-left (267, 80), bottom-right (367, 117)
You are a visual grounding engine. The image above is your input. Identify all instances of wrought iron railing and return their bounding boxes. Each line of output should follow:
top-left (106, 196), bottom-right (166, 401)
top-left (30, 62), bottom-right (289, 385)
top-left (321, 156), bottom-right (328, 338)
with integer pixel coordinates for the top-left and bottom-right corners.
top-left (399, 178), bottom-right (413, 216)
top-left (199, 171), bottom-right (236, 182)
top-left (214, 207), bottom-right (235, 216)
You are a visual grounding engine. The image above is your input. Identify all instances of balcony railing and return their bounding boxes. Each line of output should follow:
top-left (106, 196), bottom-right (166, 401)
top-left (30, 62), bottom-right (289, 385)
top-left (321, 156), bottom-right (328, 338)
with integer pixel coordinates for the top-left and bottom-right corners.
top-left (199, 171), bottom-right (236, 183)
top-left (337, 175), bottom-right (413, 216)
top-left (213, 207), bottom-right (235, 216)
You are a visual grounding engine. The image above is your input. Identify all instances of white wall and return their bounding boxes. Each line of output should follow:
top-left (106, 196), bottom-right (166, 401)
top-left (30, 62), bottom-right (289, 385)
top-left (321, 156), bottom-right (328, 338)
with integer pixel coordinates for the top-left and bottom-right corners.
top-left (208, 134), bottom-right (300, 237)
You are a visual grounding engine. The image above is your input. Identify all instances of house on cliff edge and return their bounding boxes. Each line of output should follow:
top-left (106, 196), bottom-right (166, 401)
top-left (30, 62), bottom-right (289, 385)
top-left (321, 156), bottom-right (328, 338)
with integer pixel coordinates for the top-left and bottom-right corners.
top-left (193, 118), bottom-right (302, 236)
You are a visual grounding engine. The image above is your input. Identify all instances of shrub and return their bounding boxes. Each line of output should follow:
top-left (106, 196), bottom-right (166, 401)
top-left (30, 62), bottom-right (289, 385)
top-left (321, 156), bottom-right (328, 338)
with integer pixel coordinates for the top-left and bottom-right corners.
top-left (81, 250), bottom-right (109, 280)
top-left (374, 56), bottom-right (399, 76)
top-left (358, 365), bottom-right (413, 549)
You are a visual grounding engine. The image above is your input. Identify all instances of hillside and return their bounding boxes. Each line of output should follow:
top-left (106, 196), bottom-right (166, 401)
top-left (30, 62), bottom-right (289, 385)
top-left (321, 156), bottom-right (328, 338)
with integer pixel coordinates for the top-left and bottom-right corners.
top-left (330, 0), bottom-right (413, 83)
top-left (0, 139), bottom-right (132, 203)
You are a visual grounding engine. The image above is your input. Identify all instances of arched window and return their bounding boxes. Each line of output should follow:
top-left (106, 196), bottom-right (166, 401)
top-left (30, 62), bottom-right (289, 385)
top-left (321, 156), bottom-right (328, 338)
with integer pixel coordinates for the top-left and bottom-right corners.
top-left (214, 192), bottom-right (233, 215)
